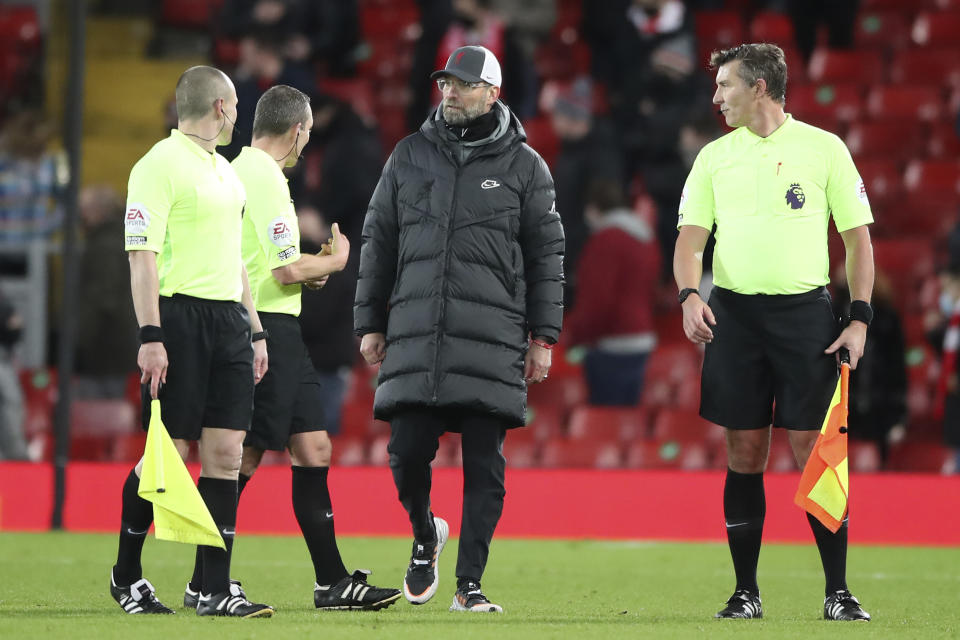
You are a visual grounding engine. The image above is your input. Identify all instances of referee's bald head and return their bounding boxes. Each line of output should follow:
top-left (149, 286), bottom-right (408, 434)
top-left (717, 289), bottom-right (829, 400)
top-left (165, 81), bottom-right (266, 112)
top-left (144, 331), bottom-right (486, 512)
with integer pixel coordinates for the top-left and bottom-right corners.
top-left (175, 66), bottom-right (235, 122)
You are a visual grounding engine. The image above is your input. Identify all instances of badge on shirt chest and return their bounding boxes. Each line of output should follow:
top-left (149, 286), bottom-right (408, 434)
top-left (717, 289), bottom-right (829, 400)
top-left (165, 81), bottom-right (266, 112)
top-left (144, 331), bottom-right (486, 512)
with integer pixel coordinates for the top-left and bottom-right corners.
top-left (785, 183), bottom-right (805, 210)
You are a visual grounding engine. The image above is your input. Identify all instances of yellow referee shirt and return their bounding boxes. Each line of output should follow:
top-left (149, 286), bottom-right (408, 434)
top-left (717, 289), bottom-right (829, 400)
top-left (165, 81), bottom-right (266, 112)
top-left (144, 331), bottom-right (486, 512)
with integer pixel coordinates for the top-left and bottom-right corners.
top-left (234, 146), bottom-right (302, 316)
top-left (124, 129), bottom-right (246, 301)
top-left (678, 115), bottom-right (873, 295)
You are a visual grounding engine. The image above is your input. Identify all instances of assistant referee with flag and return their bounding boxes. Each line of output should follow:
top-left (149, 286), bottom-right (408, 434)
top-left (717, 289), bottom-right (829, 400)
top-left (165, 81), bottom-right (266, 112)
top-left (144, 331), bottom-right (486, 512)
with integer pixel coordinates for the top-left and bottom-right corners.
top-left (111, 65), bottom-right (273, 618)
top-left (675, 44), bottom-right (874, 621)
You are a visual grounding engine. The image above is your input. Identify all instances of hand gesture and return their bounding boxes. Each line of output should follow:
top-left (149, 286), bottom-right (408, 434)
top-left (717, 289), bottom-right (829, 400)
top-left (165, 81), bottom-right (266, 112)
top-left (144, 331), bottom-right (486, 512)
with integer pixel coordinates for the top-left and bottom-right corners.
top-left (681, 295), bottom-right (716, 344)
top-left (360, 332), bottom-right (386, 365)
top-left (138, 342), bottom-right (168, 399)
top-left (524, 340), bottom-right (552, 383)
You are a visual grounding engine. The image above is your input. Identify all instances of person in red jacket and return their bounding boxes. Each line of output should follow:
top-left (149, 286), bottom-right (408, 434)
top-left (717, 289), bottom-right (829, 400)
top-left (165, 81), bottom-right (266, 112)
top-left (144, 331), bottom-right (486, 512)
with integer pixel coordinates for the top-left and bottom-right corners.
top-left (565, 179), bottom-right (660, 405)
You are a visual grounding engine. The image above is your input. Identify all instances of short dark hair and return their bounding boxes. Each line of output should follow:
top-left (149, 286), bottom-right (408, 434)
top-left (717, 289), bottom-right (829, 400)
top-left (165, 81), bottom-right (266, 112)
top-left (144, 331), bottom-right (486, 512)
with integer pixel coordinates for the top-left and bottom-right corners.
top-left (175, 66), bottom-right (233, 121)
top-left (709, 43), bottom-right (787, 104)
top-left (252, 85), bottom-right (311, 138)
top-left (585, 179), bottom-right (627, 213)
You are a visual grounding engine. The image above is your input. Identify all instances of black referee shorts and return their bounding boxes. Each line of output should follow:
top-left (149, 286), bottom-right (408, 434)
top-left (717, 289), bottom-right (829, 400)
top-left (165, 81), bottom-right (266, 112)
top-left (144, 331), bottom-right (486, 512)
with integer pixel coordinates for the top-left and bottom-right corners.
top-left (700, 286), bottom-right (839, 431)
top-left (141, 295), bottom-right (254, 439)
top-left (245, 312), bottom-right (326, 452)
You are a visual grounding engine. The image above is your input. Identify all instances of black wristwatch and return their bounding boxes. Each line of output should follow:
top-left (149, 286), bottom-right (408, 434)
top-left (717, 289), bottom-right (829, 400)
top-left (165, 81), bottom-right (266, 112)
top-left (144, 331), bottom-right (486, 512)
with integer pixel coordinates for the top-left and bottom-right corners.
top-left (678, 288), bottom-right (700, 304)
top-left (251, 330), bottom-right (269, 342)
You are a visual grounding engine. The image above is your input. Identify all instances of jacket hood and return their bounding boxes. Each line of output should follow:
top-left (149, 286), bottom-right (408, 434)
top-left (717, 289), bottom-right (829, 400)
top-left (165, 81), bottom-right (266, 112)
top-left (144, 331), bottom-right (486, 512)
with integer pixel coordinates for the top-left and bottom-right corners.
top-left (592, 209), bottom-right (654, 243)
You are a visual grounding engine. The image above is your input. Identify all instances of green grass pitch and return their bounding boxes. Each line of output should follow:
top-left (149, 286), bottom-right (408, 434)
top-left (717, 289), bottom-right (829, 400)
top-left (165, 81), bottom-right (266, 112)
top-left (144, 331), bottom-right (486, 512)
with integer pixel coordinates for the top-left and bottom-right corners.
top-left (1, 532), bottom-right (958, 639)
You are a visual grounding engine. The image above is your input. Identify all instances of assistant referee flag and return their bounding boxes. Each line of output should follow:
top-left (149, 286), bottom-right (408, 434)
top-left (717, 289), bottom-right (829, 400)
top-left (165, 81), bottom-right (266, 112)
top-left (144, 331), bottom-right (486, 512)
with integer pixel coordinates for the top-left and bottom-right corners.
top-left (138, 400), bottom-right (225, 549)
top-left (795, 361), bottom-right (851, 533)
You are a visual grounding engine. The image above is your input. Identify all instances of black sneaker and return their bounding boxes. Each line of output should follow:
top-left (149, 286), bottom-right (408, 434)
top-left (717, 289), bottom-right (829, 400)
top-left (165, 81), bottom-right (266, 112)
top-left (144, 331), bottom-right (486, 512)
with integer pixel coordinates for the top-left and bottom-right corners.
top-left (314, 569), bottom-right (402, 610)
top-left (110, 571), bottom-right (175, 614)
top-left (184, 579), bottom-right (244, 610)
top-left (449, 580), bottom-right (503, 613)
top-left (403, 516), bottom-right (449, 604)
top-left (196, 582), bottom-right (273, 618)
top-left (824, 590), bottom-right (871, 621)
top-left (715, 589), bottom-right (763, 619)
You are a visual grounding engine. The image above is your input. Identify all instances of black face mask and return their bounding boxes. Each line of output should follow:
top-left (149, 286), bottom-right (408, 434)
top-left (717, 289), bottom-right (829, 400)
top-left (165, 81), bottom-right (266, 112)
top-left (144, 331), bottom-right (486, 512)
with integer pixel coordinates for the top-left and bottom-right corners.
top-left (454, 12), bottom-right (477, 28)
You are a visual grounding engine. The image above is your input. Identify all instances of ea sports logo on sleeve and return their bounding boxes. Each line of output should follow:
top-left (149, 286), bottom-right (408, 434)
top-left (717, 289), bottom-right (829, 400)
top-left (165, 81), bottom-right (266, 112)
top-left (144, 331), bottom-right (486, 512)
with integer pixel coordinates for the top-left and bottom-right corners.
top-left (125, 204), bottom-right (150, 233)
top-left (269, 216), bottom-right (294, 247)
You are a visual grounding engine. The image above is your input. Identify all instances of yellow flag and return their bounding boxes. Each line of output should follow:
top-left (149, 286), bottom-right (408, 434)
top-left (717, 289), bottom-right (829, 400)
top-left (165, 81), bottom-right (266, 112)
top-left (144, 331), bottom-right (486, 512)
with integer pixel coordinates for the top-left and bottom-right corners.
top-left (794, 364), bottom-right (850, 532)
top-left (138, 399), bottom-right (225, 549)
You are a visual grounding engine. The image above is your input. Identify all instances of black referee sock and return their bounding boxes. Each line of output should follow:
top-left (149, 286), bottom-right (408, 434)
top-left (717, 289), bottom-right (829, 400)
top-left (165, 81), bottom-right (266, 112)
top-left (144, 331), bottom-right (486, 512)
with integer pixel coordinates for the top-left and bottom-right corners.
top-left (808, 513), bottom-right (849, 595)
top-left (292, 465), bottom-right (349, 586)
top-left (197, 477), bottom-right (237, 596)
top-left (188, 473), bottom-right (250, 593)
top-left (114, 468), bottom-right (154, 586)
top-left (723, 468), bottom-right (766, 594)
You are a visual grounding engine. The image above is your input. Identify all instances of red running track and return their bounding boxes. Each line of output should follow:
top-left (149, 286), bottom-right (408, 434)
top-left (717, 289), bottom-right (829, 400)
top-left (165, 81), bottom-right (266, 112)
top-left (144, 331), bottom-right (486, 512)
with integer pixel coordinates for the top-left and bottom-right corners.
top-left (1, 463), bottom-right (958, 545)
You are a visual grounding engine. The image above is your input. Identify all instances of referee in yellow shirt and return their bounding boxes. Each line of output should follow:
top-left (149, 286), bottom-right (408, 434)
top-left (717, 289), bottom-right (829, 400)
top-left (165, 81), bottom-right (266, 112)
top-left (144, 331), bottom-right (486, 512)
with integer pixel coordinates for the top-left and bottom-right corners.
top-left (675, 44), bottom-right (873, 622)
top-left (181, 85), bottom-right (400, 611)
top-left (112, 66), bottom-right (272, 618)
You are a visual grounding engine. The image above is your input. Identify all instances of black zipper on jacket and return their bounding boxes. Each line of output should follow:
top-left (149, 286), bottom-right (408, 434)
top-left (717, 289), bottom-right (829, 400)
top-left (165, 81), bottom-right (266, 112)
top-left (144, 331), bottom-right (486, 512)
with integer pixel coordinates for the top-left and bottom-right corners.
top-left (432, 157), bottom-right (460, 403)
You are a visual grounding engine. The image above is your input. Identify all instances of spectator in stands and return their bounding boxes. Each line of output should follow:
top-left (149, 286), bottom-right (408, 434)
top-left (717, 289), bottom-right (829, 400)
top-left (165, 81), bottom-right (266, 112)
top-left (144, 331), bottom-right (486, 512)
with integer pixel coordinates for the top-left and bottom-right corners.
top-left (406, 0), bottom-right (454, 132)
top-left (833, 267), bottom-right (907, 465)
top-left (0, 288), bottom-right (27, 460)
top-left (0, 110), bottom-right (64, 243)
top-left (291, 93), bottom-right (383, 241)
top-left (298, 204), bottom-right (358, 434)
top-left (75, 185), bottom-right (138, 399)
top-left (788, 0), bottom-right (859, 64)
top-left (929, 266), bottom-right (960, 474)
top-left (565, 179), bottom-right (660, 406)
top-left (549, 76), bottom-right (623, 305)
top-left (221, 29), bottom-right (316, 159)
top-left (219, 0), bottom-right (359, 75)
top-left (490, 0), bottom-right (556, 119)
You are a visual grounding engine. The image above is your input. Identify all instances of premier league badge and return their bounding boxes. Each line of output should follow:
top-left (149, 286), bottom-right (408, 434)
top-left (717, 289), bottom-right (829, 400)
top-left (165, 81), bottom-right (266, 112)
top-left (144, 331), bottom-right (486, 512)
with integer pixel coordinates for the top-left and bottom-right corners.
top-left (785, 183), bottom-right (805, 210)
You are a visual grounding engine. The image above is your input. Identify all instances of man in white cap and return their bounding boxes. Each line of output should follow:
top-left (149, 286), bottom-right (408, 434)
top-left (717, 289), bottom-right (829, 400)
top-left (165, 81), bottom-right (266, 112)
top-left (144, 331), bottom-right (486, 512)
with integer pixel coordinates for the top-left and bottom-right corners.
top-left (355, 45), bottom-right (564, 613)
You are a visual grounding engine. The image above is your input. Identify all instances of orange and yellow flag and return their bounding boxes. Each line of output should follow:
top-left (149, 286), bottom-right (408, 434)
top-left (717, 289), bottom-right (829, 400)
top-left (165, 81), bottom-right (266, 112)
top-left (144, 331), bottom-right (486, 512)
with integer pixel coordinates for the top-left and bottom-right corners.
top-left (794, 362), bottom-right (850, 533)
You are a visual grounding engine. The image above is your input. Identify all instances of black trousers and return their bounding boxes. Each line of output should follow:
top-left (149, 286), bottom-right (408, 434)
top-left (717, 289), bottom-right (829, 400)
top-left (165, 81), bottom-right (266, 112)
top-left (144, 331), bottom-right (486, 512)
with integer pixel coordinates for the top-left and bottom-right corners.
top-left (388, 407), bottom-right (507, 581)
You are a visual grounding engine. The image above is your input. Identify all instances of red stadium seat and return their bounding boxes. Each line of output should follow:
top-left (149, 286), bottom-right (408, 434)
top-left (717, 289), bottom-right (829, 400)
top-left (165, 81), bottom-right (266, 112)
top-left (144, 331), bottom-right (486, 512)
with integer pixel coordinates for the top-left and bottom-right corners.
top-left (890, 48), bottom-right (960, 88)
top-left (749, 11), bottom-right (794, 45)
top-left (360, 2), bottom-right (419, 37)
top-left (856, 159), bottom-right (904, 209)
top-left (873, 194), bottom-right (959, 236)
top-left (911, 11), bottom-right (960, 47)
top-left (567, 406), bottom-right (647, 442)
top-left (845, 121), bottom-right (924, 162)
top-left (640, 342), bottom-right (702, 410)
top-left (866, 85), bottom-right (945, 122)
top-left (904, 160), bottom-right (960, 197)
top-left (367, 434), bottom-right (390, 466)
top-left (872, 238), bottom-right (938, 304)
top-left (331, 437), bottom-right (369, 466)
top-left (71, 400), bottom-right (137, 436)
top-left (855, 10), bottom-right (911, 49)
top-left (160, 0), bottom-right (224, 29)
top-left (887, 441), bottom-right (952, 472)
top-left (521, 117), bottom-right (560, 168)
top-left (808, 49), bottom-right (885, 86)
top-left (650, 408), bottom-right (723, 444)
top-left (540, 438), bottom-right (623, 468)
top-left (503, 438), bottom-right (540, 468)
top-left (523, 403), bottom-right (566, 441)
top-left (695, 11), bottom-right (744, 53)
top-left (788, 84), bottom-right (864, 124)
top-left (849, 440), bottom-right (882, 473)
top-left (927, 122), bottom-right (960, 158)
top-left (526, 373), bottom-right (587, 411)
top-left (624, 439), bottom-right (710, 470)
top-left (767, 434), bottom-right (798, 472)
top-left (0, 6), bottom-right (40, 52)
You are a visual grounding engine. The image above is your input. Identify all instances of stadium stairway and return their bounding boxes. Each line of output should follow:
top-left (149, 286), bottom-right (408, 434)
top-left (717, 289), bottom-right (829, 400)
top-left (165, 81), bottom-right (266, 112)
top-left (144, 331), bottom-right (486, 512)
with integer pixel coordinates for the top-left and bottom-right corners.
top-left (46, 14), bottom-right (205, 194)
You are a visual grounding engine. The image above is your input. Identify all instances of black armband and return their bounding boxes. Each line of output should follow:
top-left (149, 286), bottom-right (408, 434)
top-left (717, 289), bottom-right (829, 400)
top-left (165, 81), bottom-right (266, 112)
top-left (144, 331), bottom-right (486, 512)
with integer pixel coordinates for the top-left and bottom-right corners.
top-left (138, 325), bottom-right (164, 344)
top-left (251, 330), bottom-right (269, 342)
top-left (849, 300), bottom-right (873, 327)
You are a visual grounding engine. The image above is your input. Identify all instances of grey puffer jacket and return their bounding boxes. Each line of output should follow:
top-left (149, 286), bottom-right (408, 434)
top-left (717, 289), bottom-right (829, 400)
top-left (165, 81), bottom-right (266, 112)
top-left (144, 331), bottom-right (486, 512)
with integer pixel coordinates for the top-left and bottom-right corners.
top-left (354, 101), bottom-right (564, 426)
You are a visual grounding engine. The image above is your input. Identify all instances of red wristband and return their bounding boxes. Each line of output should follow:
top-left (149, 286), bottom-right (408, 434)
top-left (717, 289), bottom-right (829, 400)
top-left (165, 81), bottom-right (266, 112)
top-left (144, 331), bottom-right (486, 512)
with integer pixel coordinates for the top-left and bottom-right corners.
top-left (531, 338), bottom-right (554, 350)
